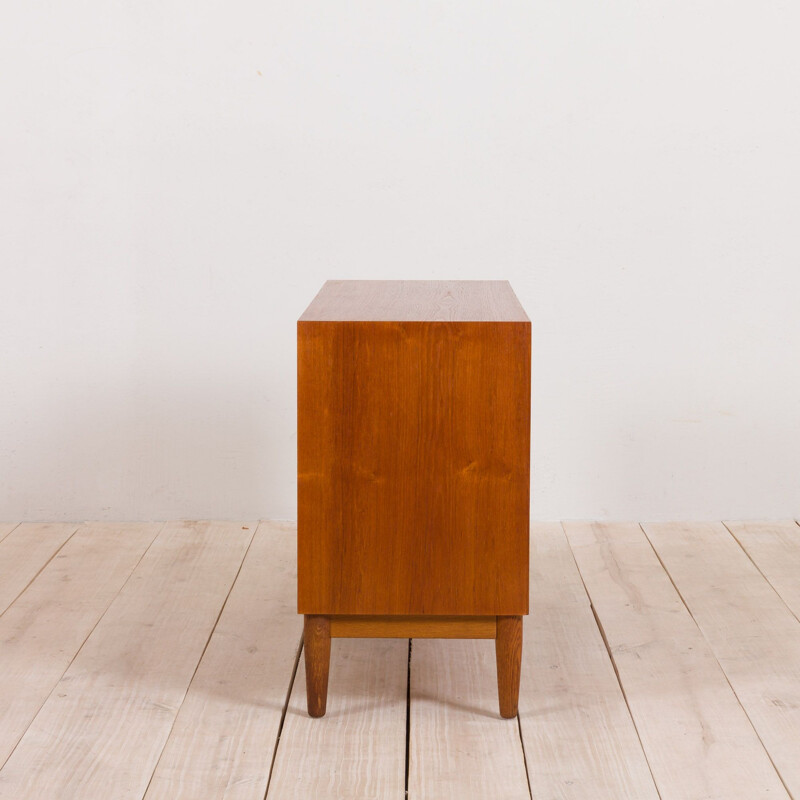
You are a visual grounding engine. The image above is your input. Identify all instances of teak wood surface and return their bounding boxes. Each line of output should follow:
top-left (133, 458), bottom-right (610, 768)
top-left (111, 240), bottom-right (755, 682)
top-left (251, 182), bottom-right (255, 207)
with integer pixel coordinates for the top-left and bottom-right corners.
top-left (297, 280), bottom-right (531, 617)
top-left (329, 614), bottom-right (497, 639)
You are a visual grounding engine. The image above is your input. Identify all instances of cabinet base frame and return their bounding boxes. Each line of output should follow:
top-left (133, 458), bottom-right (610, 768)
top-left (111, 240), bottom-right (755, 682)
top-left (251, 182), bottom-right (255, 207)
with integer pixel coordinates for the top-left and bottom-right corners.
top-left (303, 613), bottom-right (523, 719)
top-left (330, 614), bottom-right (496, 639)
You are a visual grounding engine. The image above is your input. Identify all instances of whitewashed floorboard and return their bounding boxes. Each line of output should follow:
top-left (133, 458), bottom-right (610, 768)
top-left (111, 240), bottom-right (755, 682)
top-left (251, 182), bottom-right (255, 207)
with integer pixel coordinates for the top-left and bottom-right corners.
top-left (0, 520), bottom-right (254, 800)
top-left (519, 523), bottom-right (659, 799)
top-left (2, 519), bottom-right (799, 798)
top-left (0, 522), bottom-right (161, 767)
top-left (724, 520), bottom-right (800, 620)
top-left (408, 638), bottom-right (530, 800)
top-left (268, 638), bottom-right (407, 800)
top-left (144, 521), bottom-right (302, 800)
top-left (645, 521), bottom-right (800, 798)
top-left (0, 523), bottom-right (78, 616)
top-left (564, 522), bottom-right (788, 800)
top-left (0, 523), bottom-right (19, 544)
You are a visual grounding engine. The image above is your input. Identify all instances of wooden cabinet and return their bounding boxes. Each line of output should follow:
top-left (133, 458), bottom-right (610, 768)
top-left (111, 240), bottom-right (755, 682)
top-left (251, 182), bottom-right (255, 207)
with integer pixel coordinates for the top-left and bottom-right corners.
top-left (298, 280), bottom-right (530, 717)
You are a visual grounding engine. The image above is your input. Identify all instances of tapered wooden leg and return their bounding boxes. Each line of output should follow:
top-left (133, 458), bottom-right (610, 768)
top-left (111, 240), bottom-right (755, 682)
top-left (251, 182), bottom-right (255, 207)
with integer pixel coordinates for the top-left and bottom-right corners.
top-left (495, 615), bottom-right (522, 718)
top-left (304, 615), bottom-right (331, 717)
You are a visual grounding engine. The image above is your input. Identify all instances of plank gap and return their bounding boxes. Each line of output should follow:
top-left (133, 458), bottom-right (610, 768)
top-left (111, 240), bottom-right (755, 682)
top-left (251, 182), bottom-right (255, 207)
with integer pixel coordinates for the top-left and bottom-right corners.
top-left (641, 521), bottom-right (792, 800)
top-left (514, 713), bottom-right (533, 800)
top-left (0, 520), bottom-right (256, 799)
top-left (562, 523), bottom-right (663, 800)
top-left (722, 521), bottom-right (800, 628)
top-left (140, 524), bottom-right (258, 800)
top-left (0, 523), bottom-right (80, 618)
top-left (263, 633), bottom-right (305, 800)
top-left (0, 523), bottom-right (21, 545)
top-left (405, 638), bottom-right (412, 798)
top-left (565, 521), bottom-right (789, 800)
top-left (587, 599), bottom-right (664, 800)
top-left (142, 521), bottom-right (301, 800)
top-left (640, 522), bottom-right (800, 800)
top-left (407, 637), bottom-right (529, 799)
top-left (0, 523), bottom-right (166, 769)
top-left (519, 523), bottom-right (659, 799)
top-left (268, 636), bottom-right (408, 798)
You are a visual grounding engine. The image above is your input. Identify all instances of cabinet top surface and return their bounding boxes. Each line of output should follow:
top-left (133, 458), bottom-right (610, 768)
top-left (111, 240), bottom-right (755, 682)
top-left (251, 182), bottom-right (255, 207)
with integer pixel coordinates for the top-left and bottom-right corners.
top-left (299, 280), bottom-right (529, 322)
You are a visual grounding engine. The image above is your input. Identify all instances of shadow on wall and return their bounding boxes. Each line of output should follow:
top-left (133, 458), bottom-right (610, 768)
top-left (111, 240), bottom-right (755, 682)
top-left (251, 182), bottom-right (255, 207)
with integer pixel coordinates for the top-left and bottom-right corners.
top-left (0, 370), bottom-right (296, 521)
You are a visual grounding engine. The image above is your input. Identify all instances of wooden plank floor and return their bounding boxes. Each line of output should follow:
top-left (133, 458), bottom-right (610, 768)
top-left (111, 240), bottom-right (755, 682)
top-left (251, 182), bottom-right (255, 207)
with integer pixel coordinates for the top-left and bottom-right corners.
top-left (0, 520), bottom-right (799, 799)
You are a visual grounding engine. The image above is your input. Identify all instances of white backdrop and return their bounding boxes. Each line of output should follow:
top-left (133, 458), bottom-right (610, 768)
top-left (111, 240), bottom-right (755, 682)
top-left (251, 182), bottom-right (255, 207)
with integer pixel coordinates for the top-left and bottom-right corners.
top-left (2, 2), bottom-right (799, 521)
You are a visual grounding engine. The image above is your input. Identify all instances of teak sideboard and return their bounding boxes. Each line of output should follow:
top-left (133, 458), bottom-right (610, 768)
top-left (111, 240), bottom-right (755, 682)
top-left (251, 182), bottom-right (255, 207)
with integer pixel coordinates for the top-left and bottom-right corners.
top-left (297, 280), bottom-right (530, 718)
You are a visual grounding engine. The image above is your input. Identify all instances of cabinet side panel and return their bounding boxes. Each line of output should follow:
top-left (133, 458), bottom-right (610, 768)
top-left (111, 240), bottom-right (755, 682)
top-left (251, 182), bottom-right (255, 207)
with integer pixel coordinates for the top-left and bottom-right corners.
top-left (298, 320), bottom-right (530, 616)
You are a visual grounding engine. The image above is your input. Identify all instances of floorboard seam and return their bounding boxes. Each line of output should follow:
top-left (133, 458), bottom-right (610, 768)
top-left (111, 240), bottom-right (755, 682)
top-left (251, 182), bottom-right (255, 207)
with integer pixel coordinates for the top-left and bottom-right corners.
top-left (723, 521), bottom-right (800, 627)
top-left (0, 522), bottom-right (22, 545)
top-left (139, 522), bottom-right (258, 800)
top-left (263, 632), bottom-right (304, 800)
top-left (640, 523), bottom-right (795, 800)
top-left (0, 521), bottom-right (166, 773)
top-left (404, 638), bottom-right (412, 798)
top-left (0, 522), bottom-right (81, 621)
top-left (562, 524), bottom-right (664, 800)
top-left (515, 711), bottom-right (533, 799)
top-left (587, 600), bottom-right (664, 800)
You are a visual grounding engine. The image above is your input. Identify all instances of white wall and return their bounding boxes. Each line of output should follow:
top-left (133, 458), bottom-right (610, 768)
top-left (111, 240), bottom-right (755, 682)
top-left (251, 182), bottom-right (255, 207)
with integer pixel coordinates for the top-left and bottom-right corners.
top-left (2, 2), bottom-right (799, 522)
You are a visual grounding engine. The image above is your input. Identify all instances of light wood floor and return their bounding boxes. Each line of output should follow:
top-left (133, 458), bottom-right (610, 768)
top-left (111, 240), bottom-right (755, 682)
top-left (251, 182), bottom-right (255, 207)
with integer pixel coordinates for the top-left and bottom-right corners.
top-left (1, 520), bottom-right (799, 799)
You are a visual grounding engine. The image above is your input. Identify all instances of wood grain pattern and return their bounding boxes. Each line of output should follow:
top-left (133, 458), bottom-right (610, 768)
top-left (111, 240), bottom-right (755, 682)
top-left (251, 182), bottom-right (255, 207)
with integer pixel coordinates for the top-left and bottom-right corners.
top-left (299, 280), bottom-right (529, 322)
top-left (564, 522), bottom-right (789, 800)
top-left (0, 522), bottom-right (161, 768)
top-left (268, 638), bottom-right (407, 799)
top-left (724, 520), bottom-right (800, 618)
top-left (330, 615), bottom-right (496, 638)
top-left (304, 615), bottom-right (331, 717)
top-left (298, 281), bottom-right (530, 616)
top-left (495, 616), bottom-right (522, 718)
top-left (0, 523), bottom-right (79, 616)
top-left (143, 521), bottom-right (302, 800)
top-left (644, 521), bottom-right (800, 798)
top-left (0, 520), bottom-right (254, 800)
top-left (519, 523), bottom-right (659, 799)
top-left (408, 638), bottom-right (530, 799)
